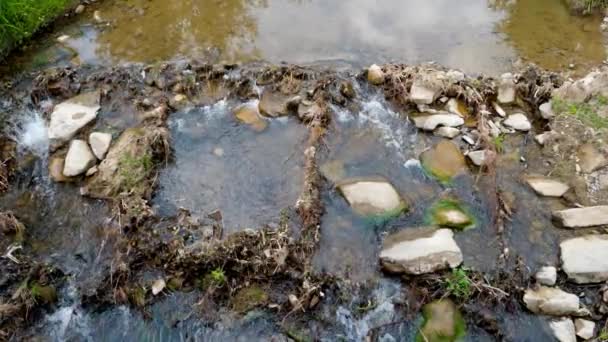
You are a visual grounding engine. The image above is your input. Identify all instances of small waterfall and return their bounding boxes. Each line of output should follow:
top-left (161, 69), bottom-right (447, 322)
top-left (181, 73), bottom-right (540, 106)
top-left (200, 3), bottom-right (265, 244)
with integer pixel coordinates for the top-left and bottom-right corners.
top-left (11, 110), bottom-right (49, 158)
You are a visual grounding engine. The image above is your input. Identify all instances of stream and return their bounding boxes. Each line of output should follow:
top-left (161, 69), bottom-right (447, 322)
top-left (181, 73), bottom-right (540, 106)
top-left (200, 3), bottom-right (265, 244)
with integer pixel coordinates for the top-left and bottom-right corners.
top-left (0, 0), bottom-right (606, 341)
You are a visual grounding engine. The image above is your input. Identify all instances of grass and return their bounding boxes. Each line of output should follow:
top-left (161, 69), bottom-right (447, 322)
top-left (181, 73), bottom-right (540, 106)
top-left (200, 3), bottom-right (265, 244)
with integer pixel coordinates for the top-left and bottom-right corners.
top-left (201, 267), bottom-right (227, 289)
top-left (599, 329), bottom-right (608, 341)
top-left (444, 267), bottom-right (472, 300)
top-left (119, 152), bottom-right (154, 190)
top-left (492, 134), bottom-right (505, 153)
top-left (552, 96), bottom-right (608, 130)
top-left (0, 0), bottom-right (74, 56)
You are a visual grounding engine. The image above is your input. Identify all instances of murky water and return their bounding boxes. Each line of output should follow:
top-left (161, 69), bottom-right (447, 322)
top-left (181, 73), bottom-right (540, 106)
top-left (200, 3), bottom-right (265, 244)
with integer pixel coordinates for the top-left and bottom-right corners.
top-left (3, 0), bottom-right (606, 75)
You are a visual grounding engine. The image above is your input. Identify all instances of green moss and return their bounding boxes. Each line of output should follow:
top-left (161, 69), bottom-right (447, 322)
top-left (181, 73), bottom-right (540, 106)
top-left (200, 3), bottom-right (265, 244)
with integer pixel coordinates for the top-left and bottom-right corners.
top-left (29, 282), bottom-right (57, 304)
top-left (231, 285), bottom-right (268, 312)
top-left (416, 300), bottom-right (466, 342)
top-left (119, 152), bottom-right (154, 190)
top-left (128, 286), bottom-right (146, 307)
top-left (201, 268), bottom-right (227, 289)
top-left (426, 199), bottom-right (475, 230)
top-left (363, 202), bottom-right (408, 226)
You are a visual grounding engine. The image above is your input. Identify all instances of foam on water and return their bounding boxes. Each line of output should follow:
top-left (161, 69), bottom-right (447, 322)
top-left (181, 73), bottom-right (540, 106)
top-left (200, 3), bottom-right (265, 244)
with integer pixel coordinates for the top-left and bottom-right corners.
top-left (12, 111), bottom-right (49, 157)
top-left (357, 98), bottom-right (408, 160)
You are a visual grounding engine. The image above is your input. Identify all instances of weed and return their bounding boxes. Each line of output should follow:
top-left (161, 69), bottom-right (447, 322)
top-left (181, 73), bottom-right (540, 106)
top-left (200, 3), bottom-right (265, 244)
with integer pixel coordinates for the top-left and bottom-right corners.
top-left (600, 329), bottom-right (608, 341)
top-left (445, 267), bottom-right (472, 300)
top-left (119, 152), bottom-right (153, 190)
top-left (492, 134), bottom-right (505, 153)
top-left (201, 267), bottom-right (227, 289)
top-left (551, 96), bottom-right (608, 130)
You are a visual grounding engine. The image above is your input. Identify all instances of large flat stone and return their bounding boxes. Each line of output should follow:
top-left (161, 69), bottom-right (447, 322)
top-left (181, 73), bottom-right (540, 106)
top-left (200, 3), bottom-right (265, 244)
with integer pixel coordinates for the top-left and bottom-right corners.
top-left (553, 206), bottom-right (608, 228)
top-left (561, 235), bottom-right (608, 283)
top-left (380, 227), bottom-right (463, 275)
top-left (338, 178), bottom-right (405, 216)
top-left (525, 176), bottom-right (570, 197)
top-left (412, 114), bottom-right (464, 131)
top-left (48, 92), bottom-right (100, 144)
top-left (523, 286), bottom-right (580, 316)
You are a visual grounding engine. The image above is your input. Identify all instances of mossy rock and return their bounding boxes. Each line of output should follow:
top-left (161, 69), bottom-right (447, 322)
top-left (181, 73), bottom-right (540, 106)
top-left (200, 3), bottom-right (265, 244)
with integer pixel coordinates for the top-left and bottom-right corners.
top-left (420, 141), bottom-right (466, 183)
top-left (427, 199), bottom-right (475, 230)
top-left (30, 283), bottom-right (57, 304)
top-left (231, 285), bottom-right (268, 313)
top-left (416, 299), bottom-right (466, 342)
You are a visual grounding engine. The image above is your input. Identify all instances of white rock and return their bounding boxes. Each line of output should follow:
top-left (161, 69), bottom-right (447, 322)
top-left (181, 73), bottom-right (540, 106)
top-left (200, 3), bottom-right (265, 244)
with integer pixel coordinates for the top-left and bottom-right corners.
top-left (523, 286), bottom-right (580, 316)
top-left (48, 92), bottom-right (100, 144)
top-left (446, 98), bottom-right (468, 117)
top-left (467, 150), bottom-right (488, 166)
top-left (535, 131), bottom-right (558, 145)
top-left (560, 235), bottom-right (608, 283)
top-left (497, 73), bottom-right (516, 104)
top-left (410, 81), bottom-right (439, 105)
top-left (434, 126), bottom-right (461, 139)
top-left (63, 140), bottom-right (97, 177)
top-left (367, 64), bottom-right (384, 85)
top-left (553, 206), bottom-right (608, 228)
top-left (503, 113), bottom-right (531, 131)
top-left (525, 177), bottom-right (570, 197)
top-left (338, 179), bottom-right (405, 216)
top-left (492, 102), bottom-right (506, 117)
top-left (412, 114), bottom-right (464, 131)
top-left (57, 35), bottom-right (70, 43)
top-left (380, 227), bottom-right (463, 275)
top-left (539, 102), bottom-right (554, 119)
top-left (550, 318), bottom-right (577, 342)
top-left (462, 135), bottom-right (475, 145)
top-left (574, 319), bottom-right (595, 340)
top-left (152, 279), bottom-right (166, 295)
top-left (535, 266), bottom-right (557, 286)
top-left (88, 132), bottom-right (112, 160)
top-left (446, 70), bottom-right (465, 82)
top-left (487, 120), bottom-right (501, 137)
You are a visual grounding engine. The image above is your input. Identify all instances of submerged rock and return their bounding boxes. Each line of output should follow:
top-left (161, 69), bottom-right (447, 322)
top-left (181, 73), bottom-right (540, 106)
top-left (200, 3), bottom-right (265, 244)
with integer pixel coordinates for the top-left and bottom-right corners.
top-left (560, 235), bottom-right (608, 283)
top-left (574, 319), bottom-right (595, 340)
top-left (427, 199), bottom-right (474, 230)
top-left (48, 91), bottom-right (100, 144)
top-left (259, 90), bottom-right (293, 117)
top-left (89, 132), bottom-right (112, 160)
top-left (503, 113), bottom-right (531, 131)
top-left (525, 176), bottom-right (570, 197)
top-left (367, 64), bottom-right (384, 85)
top-left (417, 300), bottom-right (466, 342)
top-left (410, 81), bottom-right (440, 105)
top-left (380, 227), bottom-right (463, 275)
top-left (497, 73), bottom-right (516, 104)
top-left (63, 140), bottom-right (96, 177)
top-left (523, 286), bottom-right (580, 316)
top-left (338, 178), bottom-right (406, 217)
top-left (413, 114), bottom-right (464, 131)
top-left (577, 144), bottom-right (607, 173)
top-left (553, 206), bottom-right (608, 228)
top-left (550, 318), bottom-right (576, 342)
top-left (233, 102), bottom-right (268, 131)
top-left (535, 266), bottom-right (557, 286)
top-left (420, 141), bottom-right (466, 182)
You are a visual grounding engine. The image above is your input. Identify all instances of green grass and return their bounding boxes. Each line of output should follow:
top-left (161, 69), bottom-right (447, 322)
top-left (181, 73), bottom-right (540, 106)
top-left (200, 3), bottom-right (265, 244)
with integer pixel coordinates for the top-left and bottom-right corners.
top-left (119, 152), bottom-right (154, 189)
top-left (201, 267), bottom-right (227, 289)
top-left (444, 267), bottom-right (472, 300)
top-left (0, 0), bottom-right (73, 56)
top-left (492, 134), bottom-right (505, 153)
top-left (552, 96), bottom-right (608, 130)
top-left (599, 329), bottom-right (608, 341)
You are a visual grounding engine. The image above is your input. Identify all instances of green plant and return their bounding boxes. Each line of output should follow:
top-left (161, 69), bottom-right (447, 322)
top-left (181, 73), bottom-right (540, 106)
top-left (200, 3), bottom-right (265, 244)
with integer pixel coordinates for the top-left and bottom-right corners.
top-left (445, 267), bottom-right (472, 300)
top-left (552, 96), bottom-right (608, 130)
top-left (492, 134), bottom-right (505, 153)
top-left (599, 329), bottom-right (608, 341)
top-left (119, 152), bottom-right (153, 189)
top-left (201, 267), bottom-right (226, 289)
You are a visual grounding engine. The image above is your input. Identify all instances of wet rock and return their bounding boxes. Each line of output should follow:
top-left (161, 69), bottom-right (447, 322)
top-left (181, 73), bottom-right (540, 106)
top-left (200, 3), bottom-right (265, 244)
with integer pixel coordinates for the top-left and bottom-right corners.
top-left (338, 178), bottom-right (406, 216)
top-left (446, 98), bottom-right (469, 117)
top-left (535, 266), bottom-right (557, 286)
top-left (48, 91), bottom-right (100, 144)
top-left (259, 90), bottom-right (293, 117)
top-left (523, 286), bottom-right (580, 316)
top-left (410, 81), bottom-right (440, 105)
top-left (574, 319), bottom-right (595, 340)
top-left (560, 235), bottom-right (608, 283)
top-left (89, 132), bottom-right (112, 160)
top-left (553, 206), bottom-right (608, 228)
top-left (380, 227), bottom-right (463, 275)
top-left (497, 73), bottom-right (516, 104)
top-left (232, 285), bottom-right (268, 312)
top-left (503, 113), bottom-right (531, 131)
top-left (420, 141), bottom-right (467, 182)
top-left (434, 126), bottom-right (460, 139)
top-left (535, 131), bottom-right (559, 145)
top-left (233, 102), bottom-right (268, 131)
top-left (550, 318), bottom-right (576, 342)
top-left (152, 279), bottom-right (165, 295)
top-left (492, 102), bottom-right (506, 117)
top-left (539, 102), bottom-right (554, 119)
top-left (467, 150), bottom-right (489, 166)
top-left (412, 114), bottom-right (464, 131)
top-left (428, 199), bottom-right (474, 230)
top-left (49, 157), bottom-right (72, 182)
top-left (417, 300), bottom-right (466, 342)
top-left (367, 64), bottom-right (384, 85)
top-left (578, 144), bottom-right (607, 173)
top-left (525, 176), bottom-right (570, 197)
top-left (63, 140), bottom-right (96, 177)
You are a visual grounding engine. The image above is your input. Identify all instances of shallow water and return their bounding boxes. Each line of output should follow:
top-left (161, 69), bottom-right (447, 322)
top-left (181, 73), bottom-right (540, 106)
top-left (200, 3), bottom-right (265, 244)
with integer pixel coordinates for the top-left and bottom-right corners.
top-left (2, 0), bottom-right (606, 75)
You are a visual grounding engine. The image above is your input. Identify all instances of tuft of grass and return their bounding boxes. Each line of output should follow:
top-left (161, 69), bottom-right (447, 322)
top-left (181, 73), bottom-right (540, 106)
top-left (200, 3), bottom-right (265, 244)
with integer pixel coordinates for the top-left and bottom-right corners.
top-left (492, 134), bottom-right (505, 153)
top-left (119, 152), bottom-right (153, 190)
top-left (201, 267), bottom-right (227, 289)
top-left (552, 96), bottom-right (608, 130)
top-left (599, 329), bottom-right (608, 341)
top-left (0, 0), bottom-right (73, 55)
top-left (444, 267), bottom-right (472, 300)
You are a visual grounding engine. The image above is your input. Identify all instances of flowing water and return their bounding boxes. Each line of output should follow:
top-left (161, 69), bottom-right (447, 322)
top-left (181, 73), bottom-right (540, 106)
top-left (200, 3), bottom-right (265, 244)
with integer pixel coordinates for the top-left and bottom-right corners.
top-left (0, 0), bottom-right (605, 340)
